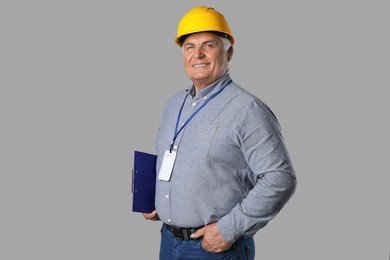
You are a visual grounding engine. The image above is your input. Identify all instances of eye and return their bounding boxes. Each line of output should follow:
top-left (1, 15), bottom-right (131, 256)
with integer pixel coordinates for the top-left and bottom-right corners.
top-left (185, 45), bottom-right (194, 52)
top-left (204, 43), bottom-right (214, 49)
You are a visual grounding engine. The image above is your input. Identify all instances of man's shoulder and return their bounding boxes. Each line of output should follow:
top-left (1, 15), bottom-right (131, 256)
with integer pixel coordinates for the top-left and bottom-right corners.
top-left (228, 83), bottom-right (278, 120)
top-left (228, 82), bottom-right (261, 104)
top-left (164, 89), bottom-right (188, 107)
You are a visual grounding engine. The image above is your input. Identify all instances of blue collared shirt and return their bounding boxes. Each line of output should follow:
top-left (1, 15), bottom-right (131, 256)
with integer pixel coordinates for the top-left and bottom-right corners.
top-left (155, 73), bottom-right (297, 243)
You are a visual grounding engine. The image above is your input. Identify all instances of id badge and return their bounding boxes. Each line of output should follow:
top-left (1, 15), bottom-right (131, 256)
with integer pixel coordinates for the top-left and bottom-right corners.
top-left (158, 150), bottom-right (177, 181)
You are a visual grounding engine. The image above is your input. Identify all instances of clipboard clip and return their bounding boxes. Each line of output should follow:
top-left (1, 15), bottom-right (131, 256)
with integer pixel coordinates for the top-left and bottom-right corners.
top-left (131, 169), bottom-right (134, 193)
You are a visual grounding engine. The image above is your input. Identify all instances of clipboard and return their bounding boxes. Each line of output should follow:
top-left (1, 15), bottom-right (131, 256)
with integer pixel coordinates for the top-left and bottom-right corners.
top-left (131, 150), bottom-right (157, 213)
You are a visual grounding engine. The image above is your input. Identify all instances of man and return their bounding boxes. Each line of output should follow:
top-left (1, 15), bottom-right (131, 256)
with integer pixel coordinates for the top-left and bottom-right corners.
top-left (143, 6), bottom-right (297, 259)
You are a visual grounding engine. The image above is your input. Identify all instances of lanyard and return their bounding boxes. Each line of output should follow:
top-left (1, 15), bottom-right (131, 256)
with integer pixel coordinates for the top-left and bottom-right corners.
top-left (170, 79), bottom-right (232, 152)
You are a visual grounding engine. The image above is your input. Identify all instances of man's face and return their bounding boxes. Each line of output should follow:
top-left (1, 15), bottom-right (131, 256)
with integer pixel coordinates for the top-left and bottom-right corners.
top-left (182, 32), bottom-right (233, 90)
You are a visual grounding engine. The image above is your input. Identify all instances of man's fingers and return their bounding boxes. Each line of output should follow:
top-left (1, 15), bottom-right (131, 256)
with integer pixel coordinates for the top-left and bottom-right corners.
top-left (190, 227), bottom-right (205, 239)
top-left (142, 210), bottom-right (159, 220)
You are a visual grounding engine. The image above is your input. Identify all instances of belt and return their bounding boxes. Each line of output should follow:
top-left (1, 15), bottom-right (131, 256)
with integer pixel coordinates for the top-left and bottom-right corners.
top-left (164, 223), bottom-right (202, 241)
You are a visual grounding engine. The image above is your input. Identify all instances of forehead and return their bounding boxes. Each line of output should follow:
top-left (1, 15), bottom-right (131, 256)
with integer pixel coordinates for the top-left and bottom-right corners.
top-left (183, 32), bottom-right (222, 45)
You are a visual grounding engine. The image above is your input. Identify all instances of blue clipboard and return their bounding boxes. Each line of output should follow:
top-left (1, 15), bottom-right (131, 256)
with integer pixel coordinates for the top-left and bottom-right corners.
top-left (132, 150), bottom-right (157, 213)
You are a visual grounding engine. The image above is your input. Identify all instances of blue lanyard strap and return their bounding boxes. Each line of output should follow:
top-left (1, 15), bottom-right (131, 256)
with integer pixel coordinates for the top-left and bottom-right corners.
top-left (170, 79), bottom-right (232, 152)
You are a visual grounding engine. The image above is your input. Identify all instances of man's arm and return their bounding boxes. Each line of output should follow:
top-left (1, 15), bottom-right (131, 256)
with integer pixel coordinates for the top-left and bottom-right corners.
top-left (217, 99), bottom-right (297, 243)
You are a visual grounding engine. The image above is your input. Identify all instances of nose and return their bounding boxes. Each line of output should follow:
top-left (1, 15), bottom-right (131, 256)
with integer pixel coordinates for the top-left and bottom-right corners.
top-left (194, 47), bottom-right (205, 59)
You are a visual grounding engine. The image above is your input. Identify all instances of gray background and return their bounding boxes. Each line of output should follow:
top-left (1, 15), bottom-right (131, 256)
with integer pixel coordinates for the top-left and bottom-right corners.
top-left (1, 1), bottom-right (389, 259)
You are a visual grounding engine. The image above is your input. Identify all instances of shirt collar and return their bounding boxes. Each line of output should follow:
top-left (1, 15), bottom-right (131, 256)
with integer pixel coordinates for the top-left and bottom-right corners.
top-left (188, 72), bottom-right (232, 100)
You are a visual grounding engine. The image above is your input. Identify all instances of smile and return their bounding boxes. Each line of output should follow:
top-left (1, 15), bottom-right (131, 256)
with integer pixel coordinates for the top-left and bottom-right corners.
top-left (193, 63), bottom-right (209, 68)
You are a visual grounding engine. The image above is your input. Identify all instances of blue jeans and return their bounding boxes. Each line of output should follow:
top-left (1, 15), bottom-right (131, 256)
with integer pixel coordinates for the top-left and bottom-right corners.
top-left (159, 224), bottom-right (255, 260)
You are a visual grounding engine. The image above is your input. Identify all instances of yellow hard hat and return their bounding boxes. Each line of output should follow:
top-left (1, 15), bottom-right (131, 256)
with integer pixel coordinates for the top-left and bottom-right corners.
top-left (175, 6), bottom-right (235, 47)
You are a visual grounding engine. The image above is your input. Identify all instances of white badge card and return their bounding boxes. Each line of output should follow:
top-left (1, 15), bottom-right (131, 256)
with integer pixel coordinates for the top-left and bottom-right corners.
top-left (158, 150), bottom-right (177, 181)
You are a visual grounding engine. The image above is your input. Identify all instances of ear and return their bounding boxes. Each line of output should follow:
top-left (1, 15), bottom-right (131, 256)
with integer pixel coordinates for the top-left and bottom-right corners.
top-left (227, 46), bottom-right (234, 62)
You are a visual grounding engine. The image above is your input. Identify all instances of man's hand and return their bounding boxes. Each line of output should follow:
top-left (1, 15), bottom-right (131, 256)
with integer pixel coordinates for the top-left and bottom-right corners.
top-left (142, 210), bottom-right (160, 221)
top-left (190, 223), bottom-right (231, 253)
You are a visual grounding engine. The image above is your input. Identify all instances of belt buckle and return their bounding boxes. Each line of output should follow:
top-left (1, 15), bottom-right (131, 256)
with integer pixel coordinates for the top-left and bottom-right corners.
top-left (182, 229), bottom-right (190, 240)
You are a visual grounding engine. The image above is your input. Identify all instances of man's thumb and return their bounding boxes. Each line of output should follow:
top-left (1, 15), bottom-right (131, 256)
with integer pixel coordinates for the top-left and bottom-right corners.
top-left (190, 227), bottom-right (205, 239)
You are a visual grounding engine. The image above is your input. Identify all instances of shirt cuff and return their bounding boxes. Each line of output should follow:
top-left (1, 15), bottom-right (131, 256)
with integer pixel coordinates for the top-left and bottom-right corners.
top-left (216, 216), bottom-right (240, 244)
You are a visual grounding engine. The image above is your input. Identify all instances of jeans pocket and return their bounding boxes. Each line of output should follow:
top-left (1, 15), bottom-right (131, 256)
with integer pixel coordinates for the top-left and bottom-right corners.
top-left (245, 246), bottom-right (251, 259)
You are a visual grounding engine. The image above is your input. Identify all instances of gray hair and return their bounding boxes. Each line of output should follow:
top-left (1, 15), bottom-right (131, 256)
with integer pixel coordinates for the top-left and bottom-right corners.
top-left (181, 35), bottom-right (232, 53)
top-left (221, 37), bottom-right (232, 51)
